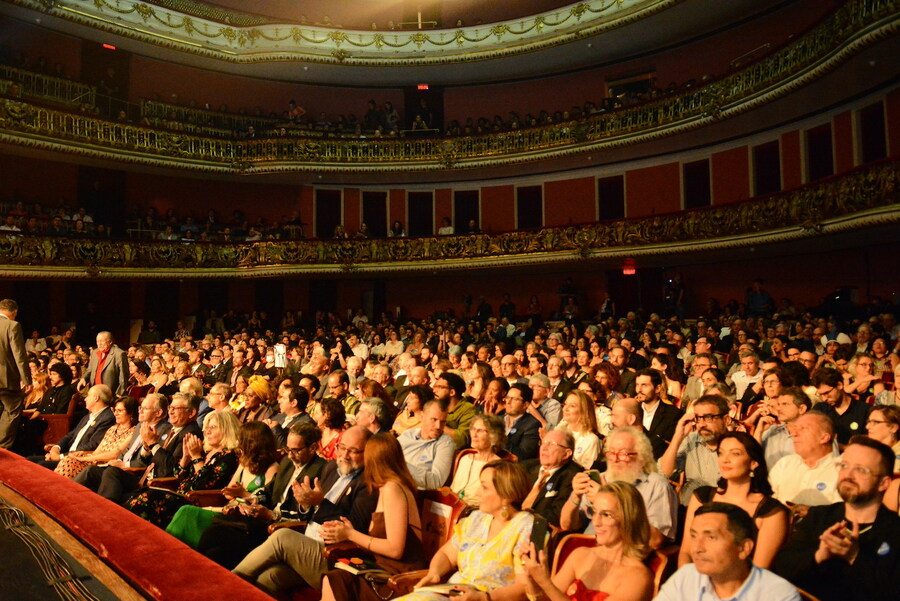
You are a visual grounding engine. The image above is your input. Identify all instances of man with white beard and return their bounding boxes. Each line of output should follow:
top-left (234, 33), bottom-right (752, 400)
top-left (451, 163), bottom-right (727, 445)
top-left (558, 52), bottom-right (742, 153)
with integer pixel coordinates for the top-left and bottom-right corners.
top-left (559, 426), bottom-right (678, 549)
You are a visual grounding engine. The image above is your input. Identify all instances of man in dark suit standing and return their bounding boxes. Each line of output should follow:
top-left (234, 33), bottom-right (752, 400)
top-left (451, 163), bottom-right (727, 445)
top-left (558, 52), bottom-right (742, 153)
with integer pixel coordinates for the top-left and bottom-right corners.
top-left (502, 383), bottom-right (541, 461)
top-left (233, 426), bottom-right (377, 597)
top-left (636, 368), bottom-right (683, 459)
top-left (81, 331), bottom-right (129, 396)
top-left (0, 299), bottom-right (31, 449)
top-left (198, 422), bottom-right (327, 569)
top-left (522, 428), bottom-right (582, 528)
top-left (32, 384), bottom-right (115, 469)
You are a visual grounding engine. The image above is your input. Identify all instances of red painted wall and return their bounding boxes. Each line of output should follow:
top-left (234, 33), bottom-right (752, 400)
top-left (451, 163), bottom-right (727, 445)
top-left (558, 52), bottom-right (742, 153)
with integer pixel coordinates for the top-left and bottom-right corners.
top-left (344, 188), bottom-right (361, 233)
top-left (781, 131), bottom-right (803, 189)
top-left (128, 56), bottom-right (404, 123)
top-left (625, 163), bottom-right (680, 218)
top-left (544, 177), bottom-right (595, 226)
top-left (435, 188), bottom-right (452, 229)
top-left (884, 87), bottom-right (900, 157)
top-left (0, 16), bottom-right (82, 79)
top-left (389, 190), bottom-right (406, 229)
top-left (833, 111), bottom-right (855, 173)
top-left (481, 185), bottom-right (515, 233)
top-left (0, 154), bottom-right (79, 205)
top-left (711, 147), bottom-right (750, 205)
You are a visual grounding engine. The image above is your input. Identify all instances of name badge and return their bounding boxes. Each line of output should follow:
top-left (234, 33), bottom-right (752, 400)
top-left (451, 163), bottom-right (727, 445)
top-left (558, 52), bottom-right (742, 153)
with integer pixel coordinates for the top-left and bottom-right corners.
top-left (546, 490), bottom-right (558, 497)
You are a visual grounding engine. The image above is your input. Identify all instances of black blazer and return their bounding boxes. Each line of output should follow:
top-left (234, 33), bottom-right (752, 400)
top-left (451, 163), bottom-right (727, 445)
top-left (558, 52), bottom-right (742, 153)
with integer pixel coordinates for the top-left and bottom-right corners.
top-left (617, 370), bottom-right (637, 396)
top-left (264, 454), bottom-right (327, 516)
top-left (56, 407), bottom-right (115, 453)
top-left (523, 459), bottom-right (582, 529)
top-left (549, 379), bottom-right (574, 404)
top-left (505, 412), bottom-right (541, 462)
top-left (646, 402), bottom-right (683, 459)
top-left (145, 421), bottom-right (202, 477)
top-left (301, 461), bottom-right (378, 534)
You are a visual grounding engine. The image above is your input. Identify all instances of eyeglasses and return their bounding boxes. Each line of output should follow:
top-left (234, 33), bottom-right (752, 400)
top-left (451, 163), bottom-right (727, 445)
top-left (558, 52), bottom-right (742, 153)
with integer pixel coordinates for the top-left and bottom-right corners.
top-left (584, 506), bottom-right (619, 522)
top-left (470, 427), bottom-right (489, 435)
top-left (543, 440), bottom-right (571, 451)
top-left (169, 405), bottom-right (189, 412)
top-left (694, 413), bottom-right (724, 423)
top-left (336, 443), bottom-right (364, 456)
top-left (866, 419), bottom-right (889, 426)
top-left (605, 450), bottom-right (638, 461)
top-left (285, 445), bottom-right (308, 456)
top-left (837, 462), bottom-right (881, 477)
top-left (113, 408), bottom-right (128, 414)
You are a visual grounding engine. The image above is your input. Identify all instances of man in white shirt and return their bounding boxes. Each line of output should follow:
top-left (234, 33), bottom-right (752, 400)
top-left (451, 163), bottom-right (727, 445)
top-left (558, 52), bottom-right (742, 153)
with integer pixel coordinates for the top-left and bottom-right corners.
top-left (24, 330), bottom-right (47, 354)
top-left (731, 351), bottom-right (763, 399)
top-left (769, 411), bottom-right (841, 511)
top-left (398, 400), bottom-right (455, 489)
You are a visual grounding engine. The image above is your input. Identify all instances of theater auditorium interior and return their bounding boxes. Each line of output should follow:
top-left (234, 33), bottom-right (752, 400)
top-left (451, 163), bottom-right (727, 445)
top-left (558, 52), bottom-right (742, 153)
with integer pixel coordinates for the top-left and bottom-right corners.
top-left (0, 0), bottom-right (899, 600)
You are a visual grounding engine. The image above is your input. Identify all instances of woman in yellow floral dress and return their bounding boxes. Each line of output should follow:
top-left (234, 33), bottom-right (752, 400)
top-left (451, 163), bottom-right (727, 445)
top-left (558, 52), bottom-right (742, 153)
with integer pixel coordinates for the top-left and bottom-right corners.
top-left (55, 397), bottom-right (137, 479)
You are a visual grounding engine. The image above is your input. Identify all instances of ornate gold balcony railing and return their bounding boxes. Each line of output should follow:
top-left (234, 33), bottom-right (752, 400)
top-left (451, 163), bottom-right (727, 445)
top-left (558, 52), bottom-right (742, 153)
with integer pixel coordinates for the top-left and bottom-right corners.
top-left (0, 0), bottom-right (896, 174)
top-left (0, 65), bottom-right (96, 107)
top-left (0, 161), bottom-right (897, 279)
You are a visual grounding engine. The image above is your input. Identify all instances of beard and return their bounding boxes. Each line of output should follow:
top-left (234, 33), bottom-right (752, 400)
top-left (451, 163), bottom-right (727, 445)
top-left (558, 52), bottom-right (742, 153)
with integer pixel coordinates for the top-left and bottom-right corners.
top-left (838, 479), bottom-right (879, 504)
top-left (606, 465), bottom-right (642, 485)
top-left (337, 459), bottom-right (356, 476)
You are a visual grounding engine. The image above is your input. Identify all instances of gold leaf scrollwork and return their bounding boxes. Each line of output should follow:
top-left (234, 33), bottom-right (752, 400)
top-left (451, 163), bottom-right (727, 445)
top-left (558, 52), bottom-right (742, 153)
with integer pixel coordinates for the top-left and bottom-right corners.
top-left (455, 30), bottom-right (466, 45)
top-left (572, 4), bottom-right (589, 20)
top-left (329, 31), bottom-right (347, 45)
top-left (135, 3), bottom-right (153, 21)
top-left (439, 140), bottom-right (458, 168)
top-left (373, 33), bottom-right (384, 48)
top-left (182, 16), bottom-right (195, 36)
top-left (3, 100), bottom-right (35, 121)
top-left (491, 24), bottom-right (507, 39)
top-left (411, 32), bottom-right (428, 48)
top-left (222, 27), bottom-right (236, 43)
top-left (332, 49), bottom-right (350, 61)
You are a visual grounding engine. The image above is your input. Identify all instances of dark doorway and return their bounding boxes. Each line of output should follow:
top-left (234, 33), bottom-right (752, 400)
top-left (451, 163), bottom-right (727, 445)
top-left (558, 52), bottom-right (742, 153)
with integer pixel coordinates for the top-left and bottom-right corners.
top-left (408, 192), bottom-right (434, 236)
top-left (315, 189), bottom-right (342, 238)
top-left (362, 191), bottom-right (388, 237)
top-left (453, 190), bottom-right (479, 232)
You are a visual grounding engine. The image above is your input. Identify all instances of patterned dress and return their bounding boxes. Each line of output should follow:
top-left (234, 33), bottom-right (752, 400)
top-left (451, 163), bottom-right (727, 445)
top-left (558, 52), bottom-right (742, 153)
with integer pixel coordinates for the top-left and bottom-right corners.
top-left (123, 450), bottom-right (238, 527)
top-left (54, 424), bottom-right (135, 479)
top-left (396, 510), bottom-right (534, 601)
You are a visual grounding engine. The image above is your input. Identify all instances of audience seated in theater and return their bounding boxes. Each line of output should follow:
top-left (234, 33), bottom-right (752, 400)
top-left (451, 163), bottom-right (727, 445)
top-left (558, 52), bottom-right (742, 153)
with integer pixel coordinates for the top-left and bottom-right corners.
top-left (635, 368), bottom-right (683, 459)
top-left (319, 433), bottom-right (427, 601)
top-left (30, 384), bottom-right (115, 470)
top-left (74, 393), bottom-right (170, 490)
top-left (521, 428), bottom-right (581, 529)
top-left (434, 372), bottom-right (477, 449)
top-left (522, 481), bottom-right (655, 601)
top-left (659, 394), bottom-right (728, 507)
top-left (527, 373), bottom-right (562, 430)
top-left (679, 432), bottom-right (789, 569)
top-left (812, 367), bottom-right (871, 448)
top-left (262, 384), bottom-right (313, 447)
top-left (233, 426), bottom-right (377, 597)
top-left (237, 375), bottom-right (275, 424)
top-left (557, 390), bottom-right (603, 469)
top-left (91, 391), bottom-right (202, 504)
top-left (15, 362), bottom-right (76, 455)
top-left (658, 503), bottom-right (800, 601)
top-left (773, 436), bottom-right (900, 601)
top-left (501, 383), bottom-right (541, 462)
top-left (55, 396), bottom-right (138, 479)
top-left (392, 383), bottom-right (433, 436)
top-left (316, 399), bottom-right (347, 460)
top-left (399, 399), bottom-right (455, 490)
top-left (127, 359), bottom-right (155, 401)
top-left (562, 426), bottom-right (677, 549)
top-left (864, 404), bottom-right (900, 472)
top-left (768, 411), bottom-right (841, 516)
top-left (196, 422), bottom-right (326, 569)
top-left (450, 414), bottom-right (507, 507)
top-left (396, 461), bottom-right (535, 601)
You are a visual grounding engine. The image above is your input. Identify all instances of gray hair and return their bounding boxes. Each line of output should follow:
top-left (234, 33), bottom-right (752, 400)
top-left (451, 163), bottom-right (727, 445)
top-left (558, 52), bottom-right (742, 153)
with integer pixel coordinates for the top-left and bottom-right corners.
top-left (361, 396), bottom-right (391, 430)
top-left (605, 426), bottom-right (658, 474)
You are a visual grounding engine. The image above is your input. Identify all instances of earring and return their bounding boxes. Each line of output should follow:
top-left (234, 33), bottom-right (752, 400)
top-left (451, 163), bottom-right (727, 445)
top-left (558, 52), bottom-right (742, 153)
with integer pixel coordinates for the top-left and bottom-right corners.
top-left (749, 470), bottom-right (755, 478)
top-left (500, 505), bottom-right (510, 520)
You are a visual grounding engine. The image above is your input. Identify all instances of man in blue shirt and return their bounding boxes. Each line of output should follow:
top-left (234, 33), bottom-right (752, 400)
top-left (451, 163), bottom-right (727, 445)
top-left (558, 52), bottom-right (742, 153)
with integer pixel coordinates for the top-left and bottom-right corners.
top-left (657, 502), bottom-right (799, 600)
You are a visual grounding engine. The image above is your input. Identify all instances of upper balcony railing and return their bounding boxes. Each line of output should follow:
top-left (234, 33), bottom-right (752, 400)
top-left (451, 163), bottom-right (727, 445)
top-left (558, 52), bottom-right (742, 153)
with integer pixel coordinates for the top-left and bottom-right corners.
top-left (0, 0), bottom-right (896, 174)
top-left (0, 160), bottom-right (897, 279)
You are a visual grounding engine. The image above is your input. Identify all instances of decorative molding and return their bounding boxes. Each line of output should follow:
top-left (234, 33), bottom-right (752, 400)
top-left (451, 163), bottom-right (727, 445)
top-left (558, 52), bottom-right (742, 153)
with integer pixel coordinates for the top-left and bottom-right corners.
top-left (5, 0), bottom-right (679, 66)
top-left (0, 161), bottom-right (897, 279)
top-left (0, 0), bottom-right (896, 174)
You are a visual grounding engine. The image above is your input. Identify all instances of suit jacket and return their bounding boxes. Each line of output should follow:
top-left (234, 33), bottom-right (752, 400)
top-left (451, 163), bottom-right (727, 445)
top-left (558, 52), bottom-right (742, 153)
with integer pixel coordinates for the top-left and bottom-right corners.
top-left (505, 412), bottom-right (541, 462)
top-left (269, 412), bottom-right (314, 448)
top-left (549, 379), bottom-right (574, 404)
top-left (206, 363), bottom-right (229, 385)
top-left (646, 402), bottom-right (683, 459)
top-left (83, 345), bottom-right (129, 396)
top-left (141, 421), bottom-right (202, 477)
top-left (120, 420), bottom-right (172, 466)
top-left (56, 407), bottom-right (115, 452)
top-left (300, 461), bottom-right (378, 534)
top-left (0, 313), bottom-right (31, 391)
top-left (617, 370), bottom-right (637, 396)
top-left (264, 454), bottom-right (327, 516)
top-left (523, 458), bottom-right (582, 528)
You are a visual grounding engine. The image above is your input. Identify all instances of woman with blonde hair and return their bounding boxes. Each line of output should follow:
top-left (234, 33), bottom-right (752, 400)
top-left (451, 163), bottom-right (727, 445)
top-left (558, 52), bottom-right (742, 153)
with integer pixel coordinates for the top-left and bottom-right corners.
top-left (521, 481), bottom-right (654, 601)
top-left (147, 355), bottom-right (169, 391)
top-left (450, 414), bottom-right (507, 506)
top-left (558, 390), bottom-right (603, 469)
top-left (124, 410), bottom-right (242, 528)
top-left (845, 352), bottom-right (885, 400)
top-left (320, 433), bottom-right (426, 601)
top-left (24, 371), bottom-right (50, 409)
top-left (398, 461), bottom-right (536, 601)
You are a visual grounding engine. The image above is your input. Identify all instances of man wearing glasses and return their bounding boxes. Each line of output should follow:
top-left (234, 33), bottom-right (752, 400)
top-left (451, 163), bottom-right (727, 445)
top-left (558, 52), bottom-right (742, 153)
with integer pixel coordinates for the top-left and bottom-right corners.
top-left (562, 426), bottom-right (678, 548)
top-left (660, 394), bottom-right (728, 506)
top-left (774, 436), bottom-right (900, 601)
top-left (521, 428), bottom-right (581, 528)
top-left (233, 426), bottom-right (376, 596)
top-left (197, 423), bottom-right (326, 569)
top-left (812, 368), bottom-right (871, 448)
top-left (205, 349), bottom-right (229, 384)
